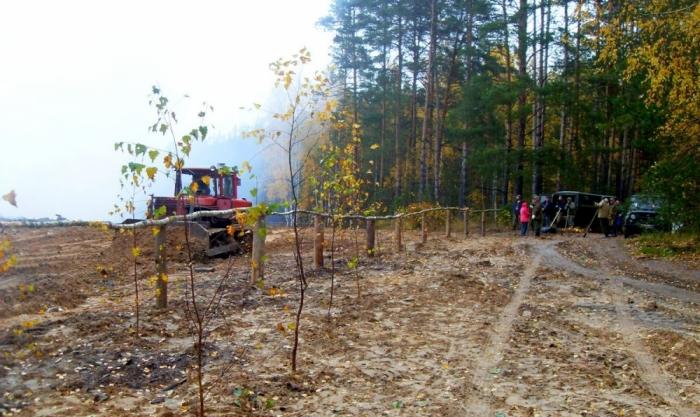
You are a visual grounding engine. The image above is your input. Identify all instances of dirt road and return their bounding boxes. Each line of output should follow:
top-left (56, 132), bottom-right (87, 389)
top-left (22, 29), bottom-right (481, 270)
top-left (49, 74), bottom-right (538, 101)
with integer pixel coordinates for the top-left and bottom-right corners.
top-left (0, 227), bottom-right (698, 416)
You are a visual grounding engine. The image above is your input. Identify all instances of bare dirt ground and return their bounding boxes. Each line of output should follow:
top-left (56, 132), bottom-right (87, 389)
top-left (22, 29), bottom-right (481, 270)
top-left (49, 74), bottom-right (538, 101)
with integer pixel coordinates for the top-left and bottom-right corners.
top-left (0, 226), bottom-right (698, 416)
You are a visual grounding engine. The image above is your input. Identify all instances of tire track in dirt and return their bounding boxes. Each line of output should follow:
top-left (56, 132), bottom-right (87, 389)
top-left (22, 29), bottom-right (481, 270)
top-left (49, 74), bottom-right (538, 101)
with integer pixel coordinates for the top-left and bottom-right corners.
top-left (611, 282), bottom-right (696, 417)
top-left (463, 242), bottom-right (544, 416)
top-left (542, 241), bottom-right (697, 417)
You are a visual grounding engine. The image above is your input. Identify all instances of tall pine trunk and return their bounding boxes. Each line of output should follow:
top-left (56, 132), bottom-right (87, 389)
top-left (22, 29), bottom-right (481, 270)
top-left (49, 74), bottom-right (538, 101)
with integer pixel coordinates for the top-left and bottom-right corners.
top-left (419, 0), bottom-right (437, 201)
top-left (515, 0), bottom-right (528, 197)
top-left (501, 0), bottom-right (514, 205)
top-left (394, 16), bottom-right (403, 200)
top-left (557, 0), bottom-right (569, 191)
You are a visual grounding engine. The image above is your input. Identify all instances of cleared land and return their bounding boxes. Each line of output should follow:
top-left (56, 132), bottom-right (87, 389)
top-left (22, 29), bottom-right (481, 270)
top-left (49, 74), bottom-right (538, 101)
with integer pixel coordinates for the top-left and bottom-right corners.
top-left (0, 225), bottom-right (698, 416)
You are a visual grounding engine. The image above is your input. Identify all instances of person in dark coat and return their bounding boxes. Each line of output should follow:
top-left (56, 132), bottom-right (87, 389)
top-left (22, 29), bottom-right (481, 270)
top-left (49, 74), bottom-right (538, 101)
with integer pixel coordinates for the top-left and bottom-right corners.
top-left (542, 196), bottom-right (553, 228)
top-left (531, 195), bottom-right (543, 237)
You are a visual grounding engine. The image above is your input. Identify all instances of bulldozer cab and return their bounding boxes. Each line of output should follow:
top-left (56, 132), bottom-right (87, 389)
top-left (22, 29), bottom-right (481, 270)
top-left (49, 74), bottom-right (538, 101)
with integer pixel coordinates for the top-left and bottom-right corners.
top-left (175, 167), bottom-right (241, 199)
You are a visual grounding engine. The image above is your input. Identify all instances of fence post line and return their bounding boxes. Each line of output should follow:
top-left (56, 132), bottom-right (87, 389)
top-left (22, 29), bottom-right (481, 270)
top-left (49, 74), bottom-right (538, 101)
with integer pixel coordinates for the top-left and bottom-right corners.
top-left (155, 225), bottom-right (168, 309)
top-left (251, 215), bottom-right (266, 284)
top-left (480, 210), bottom-right (486, 237)
top-left (421, 212), bottom-right (428, 244)
top-left (463, 209), bottom-right (469, 237)
top-left (394, 215), bottom-right (403, 252)
top-left (366, 219), bottom-right (376, 257)
top-left (314, 214), bottom-right (324, 268)
top-left (445, 209), bottom-right (452, 238)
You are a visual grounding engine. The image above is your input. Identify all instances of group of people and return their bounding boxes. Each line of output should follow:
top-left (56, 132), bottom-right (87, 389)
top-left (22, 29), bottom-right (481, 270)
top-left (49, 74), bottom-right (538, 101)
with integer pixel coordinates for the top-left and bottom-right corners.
top-left (594, 197), bottom-right (623, 237)
top-left (512, 194), bottom-right (576, 237)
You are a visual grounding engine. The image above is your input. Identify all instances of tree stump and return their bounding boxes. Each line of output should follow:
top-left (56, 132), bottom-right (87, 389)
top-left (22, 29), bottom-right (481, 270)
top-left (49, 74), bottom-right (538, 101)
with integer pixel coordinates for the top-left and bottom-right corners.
top-left (251, 215), bottom-right (266, 284)
top-left (394, 216), bottom-right (402, 252)
top-left (366, 219), bottom-right (376, 257)
top-left (480, 211), bottom-right (486, 237)
top-left (445, 209), bottom-right (451, 238)
top-left (463, 209), bottom-right (469, 237)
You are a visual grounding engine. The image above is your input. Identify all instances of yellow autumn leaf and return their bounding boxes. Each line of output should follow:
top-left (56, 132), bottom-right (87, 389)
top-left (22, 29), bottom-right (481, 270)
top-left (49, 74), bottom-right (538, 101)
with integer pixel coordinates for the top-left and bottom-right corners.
top-left (146, 167), bottom-right (158, 180)
top-left (201, 175), bottom-right (211, 186)
top-left (163, 154), bottom-right (173, 169)
top-left (131, 247), bottom-right (141, 258)
top-left (190, 181), bottom-right (199, 193)
top-left (370, 143), bottom-right (380, 150)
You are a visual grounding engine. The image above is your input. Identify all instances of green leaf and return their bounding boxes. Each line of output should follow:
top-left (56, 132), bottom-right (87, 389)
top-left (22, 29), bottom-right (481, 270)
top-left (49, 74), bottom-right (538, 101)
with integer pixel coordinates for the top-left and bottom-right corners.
top-left (153, 205), bottom-right (167, 219)
top-left (198, 125), bottom-right (208, 140)
top-left (159, 123), bottom-right (168, 135)
top-left (135, 143), bottom-right (147, 156)
top-left (148, 149), bottom-right (159, 162)
top-left (198, 111), bottom-right (206, 118)
top-left (128, 162), bottom-right (146, 175)
top-left (250, 187), bottom-right (258, 198)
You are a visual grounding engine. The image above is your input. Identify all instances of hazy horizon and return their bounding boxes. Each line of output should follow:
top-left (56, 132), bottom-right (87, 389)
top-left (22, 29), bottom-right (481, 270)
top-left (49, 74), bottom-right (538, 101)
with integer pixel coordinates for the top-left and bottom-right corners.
top-left (0, 0), bottom-right (332, 220)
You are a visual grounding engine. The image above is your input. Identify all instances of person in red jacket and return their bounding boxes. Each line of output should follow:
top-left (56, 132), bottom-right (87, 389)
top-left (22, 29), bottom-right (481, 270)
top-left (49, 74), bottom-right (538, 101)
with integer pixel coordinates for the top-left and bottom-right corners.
top-left (519, 201), bottom-right (531, 236)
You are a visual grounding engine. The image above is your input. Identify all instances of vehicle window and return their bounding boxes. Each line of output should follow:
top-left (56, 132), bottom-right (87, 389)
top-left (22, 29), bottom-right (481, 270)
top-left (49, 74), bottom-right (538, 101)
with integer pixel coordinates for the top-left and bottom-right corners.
top-left (578, 195), bottom-right (593, 206)
top-left (222, 176), bottom-right (234, 197)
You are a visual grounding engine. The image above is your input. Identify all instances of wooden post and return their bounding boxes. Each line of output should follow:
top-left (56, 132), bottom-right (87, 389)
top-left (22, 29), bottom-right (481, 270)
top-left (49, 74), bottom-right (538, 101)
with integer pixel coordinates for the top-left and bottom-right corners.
top-left (251, 215), bottom-right (266, 284)
top-left (463, 209), bottom-right (469, 237)
top-left (366, 219), bottom-right (376, 257)
top-left (445, 209), bottom-right (451, 238)
top-left (394, 216), bottom-right (403, 252)
top-left (480, 210), bottom-right (486, 237)
top-left (421, 212), bottom-right (428, 244)
top-left (313, 214), bottom-right (324, 268)
top-left (155, 225), bottom-right (167, 309)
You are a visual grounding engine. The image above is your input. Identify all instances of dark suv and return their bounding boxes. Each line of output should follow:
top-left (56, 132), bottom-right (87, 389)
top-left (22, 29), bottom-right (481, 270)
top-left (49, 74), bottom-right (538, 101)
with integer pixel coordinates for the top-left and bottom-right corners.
top-left (623, 195), bottom-right (662, 238)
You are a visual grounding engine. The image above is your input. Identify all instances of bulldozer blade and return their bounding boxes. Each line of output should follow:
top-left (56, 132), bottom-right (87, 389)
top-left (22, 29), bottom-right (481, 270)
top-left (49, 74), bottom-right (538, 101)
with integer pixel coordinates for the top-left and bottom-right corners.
top-left (206, 241), bottom-right (241, 257)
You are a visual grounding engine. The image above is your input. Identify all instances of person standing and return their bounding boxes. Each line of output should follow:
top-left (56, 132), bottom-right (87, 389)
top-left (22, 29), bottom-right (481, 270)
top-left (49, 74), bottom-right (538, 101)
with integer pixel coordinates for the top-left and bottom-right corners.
top-left (555, 196), bottom-right (567, 227)
top-left (531, 196), bottom-right (543, 237)
top-left (565, 196), bottom-right (576, 228)
top-left (595, 198), bottom-right (612, 237)
top-left (519, 201), bottom-right (530, 236)
top-left (542, 196), bottom-right (552, 227)
top-left (610, 198), bottom-right (623, 237)
top-left (512, 194), bottom-right (522, 231)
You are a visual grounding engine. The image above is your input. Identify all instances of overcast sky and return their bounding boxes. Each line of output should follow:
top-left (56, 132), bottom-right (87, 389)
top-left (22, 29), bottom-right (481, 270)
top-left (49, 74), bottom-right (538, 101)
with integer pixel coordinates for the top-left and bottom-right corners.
top-left (0, 0), bottom-right (332, 220)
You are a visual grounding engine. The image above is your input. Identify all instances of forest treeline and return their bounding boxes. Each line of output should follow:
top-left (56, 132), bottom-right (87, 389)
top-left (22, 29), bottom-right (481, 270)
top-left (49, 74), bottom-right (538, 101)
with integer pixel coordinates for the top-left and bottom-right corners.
top-left (307, 0), bottom-right (699, 230)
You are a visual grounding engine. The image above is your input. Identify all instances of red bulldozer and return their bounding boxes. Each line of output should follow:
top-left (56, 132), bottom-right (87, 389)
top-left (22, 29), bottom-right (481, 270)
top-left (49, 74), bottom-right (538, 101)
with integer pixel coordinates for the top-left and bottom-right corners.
top-left (150, 164), bottom-right (253, 256)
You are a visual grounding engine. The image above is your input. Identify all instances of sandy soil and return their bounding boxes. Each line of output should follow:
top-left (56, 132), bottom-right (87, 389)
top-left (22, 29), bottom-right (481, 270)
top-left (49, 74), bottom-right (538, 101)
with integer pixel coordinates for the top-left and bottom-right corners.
top-left (0, 226), bottom-right (698, 416)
